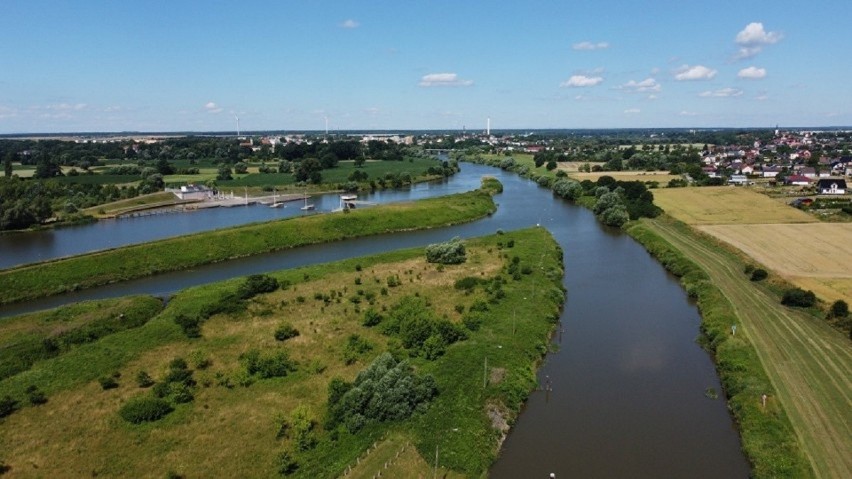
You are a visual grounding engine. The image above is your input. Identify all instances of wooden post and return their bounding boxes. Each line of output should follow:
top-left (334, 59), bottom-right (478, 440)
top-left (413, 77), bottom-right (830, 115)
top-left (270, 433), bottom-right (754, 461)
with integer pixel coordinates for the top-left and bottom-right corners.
top-left (483, 356), bottom-right (488, 388)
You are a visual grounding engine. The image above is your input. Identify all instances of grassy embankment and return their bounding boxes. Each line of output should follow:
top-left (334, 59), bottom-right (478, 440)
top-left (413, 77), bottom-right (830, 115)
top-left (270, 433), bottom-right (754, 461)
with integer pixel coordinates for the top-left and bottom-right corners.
top-left (0, 227), bottom-right (565, 478)
top-left (0, 181), bottom-right (499, 305)
top-left (630, 216), bottom-right (852, 478)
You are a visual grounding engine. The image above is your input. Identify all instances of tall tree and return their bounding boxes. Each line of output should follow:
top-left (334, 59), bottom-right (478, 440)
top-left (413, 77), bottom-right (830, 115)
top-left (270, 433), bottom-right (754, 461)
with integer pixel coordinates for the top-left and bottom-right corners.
top-left (3, 152), bottom-right (12, 177)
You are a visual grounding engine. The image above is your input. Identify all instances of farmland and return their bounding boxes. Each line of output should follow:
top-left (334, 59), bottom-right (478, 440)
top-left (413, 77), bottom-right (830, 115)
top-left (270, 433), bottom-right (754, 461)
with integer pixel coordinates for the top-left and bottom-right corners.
top-left (566, 170), bottom-right (679, 184)
top-left (652, 187), bottom-right (817, 225)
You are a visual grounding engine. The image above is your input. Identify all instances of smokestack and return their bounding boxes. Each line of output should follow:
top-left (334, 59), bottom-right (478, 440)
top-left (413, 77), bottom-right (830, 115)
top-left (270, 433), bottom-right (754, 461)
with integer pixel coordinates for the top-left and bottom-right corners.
top-left (487, 117), bottom-right (491, 136)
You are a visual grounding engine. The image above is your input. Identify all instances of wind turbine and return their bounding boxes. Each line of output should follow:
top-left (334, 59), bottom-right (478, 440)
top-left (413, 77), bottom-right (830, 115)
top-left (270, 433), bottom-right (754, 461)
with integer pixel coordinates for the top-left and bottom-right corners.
top-left (324, 116), bottom-right (329, 135)
top-left (235, 114), bottom-right (241, 138)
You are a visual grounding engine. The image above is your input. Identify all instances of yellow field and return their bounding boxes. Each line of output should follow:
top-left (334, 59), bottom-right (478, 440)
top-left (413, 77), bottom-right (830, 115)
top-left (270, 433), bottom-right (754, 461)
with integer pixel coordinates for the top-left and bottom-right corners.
top-left (566, 170), bottom-right (679, 183)
top-left (653, 187), bottom-right (817, 225)
top-left (699, 223), bottom-right (852, 303)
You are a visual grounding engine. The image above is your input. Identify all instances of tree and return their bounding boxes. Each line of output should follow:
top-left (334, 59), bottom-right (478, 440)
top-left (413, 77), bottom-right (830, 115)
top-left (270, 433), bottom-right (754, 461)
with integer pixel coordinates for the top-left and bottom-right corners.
top-left (216, 163), bottom-right (233, 181)
top-left (829, 300), bottom-right (849, 318)
top-left (425, 237), bottom-right (466, 264)
top-left (3, 152), bottom-right (12, 177)
top-left (34, 155), bottom-right (62, 179)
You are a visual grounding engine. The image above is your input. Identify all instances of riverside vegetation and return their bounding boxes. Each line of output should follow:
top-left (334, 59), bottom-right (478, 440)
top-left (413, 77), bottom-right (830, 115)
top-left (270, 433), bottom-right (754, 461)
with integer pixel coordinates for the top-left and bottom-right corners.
top-left (0, 227), bottom-right (565, 478)
top-left (0, 179), bottom-right (500, 305)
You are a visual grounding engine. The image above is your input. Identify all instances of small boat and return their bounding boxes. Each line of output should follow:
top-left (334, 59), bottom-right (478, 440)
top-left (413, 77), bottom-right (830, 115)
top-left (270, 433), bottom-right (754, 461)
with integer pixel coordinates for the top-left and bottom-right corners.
top-left (269, 188), bottom-right (284, 208)
top-left (300, 191), bottom-right (315, 211)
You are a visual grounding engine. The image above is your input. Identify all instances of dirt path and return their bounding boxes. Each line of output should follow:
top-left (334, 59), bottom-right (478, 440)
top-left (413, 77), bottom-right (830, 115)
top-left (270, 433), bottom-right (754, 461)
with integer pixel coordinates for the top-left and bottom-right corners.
top-left (645, 218), bottom-right (852, 479)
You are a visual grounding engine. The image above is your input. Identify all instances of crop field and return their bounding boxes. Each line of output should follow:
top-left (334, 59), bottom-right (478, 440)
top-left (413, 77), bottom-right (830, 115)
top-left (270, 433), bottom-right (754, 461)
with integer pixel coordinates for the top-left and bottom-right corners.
top-left (566, 170), bottom-right (679, 184)
top-left (0, 228), bottom-right (565, 478)
top-left (653, 186), bottom-right (817, 225)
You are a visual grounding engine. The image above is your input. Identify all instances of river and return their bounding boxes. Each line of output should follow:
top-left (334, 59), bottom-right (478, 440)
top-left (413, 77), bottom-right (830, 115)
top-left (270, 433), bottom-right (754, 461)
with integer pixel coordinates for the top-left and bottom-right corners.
top-left (0, 163), bottom-right (749, 477)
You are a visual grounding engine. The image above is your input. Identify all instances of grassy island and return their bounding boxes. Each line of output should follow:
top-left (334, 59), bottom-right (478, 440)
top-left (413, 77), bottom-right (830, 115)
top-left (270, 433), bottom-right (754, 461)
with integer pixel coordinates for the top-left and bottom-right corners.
top-left (0, 227), bottom-right (565, 478)
top-left (0, 179), bottom-right (499, 305)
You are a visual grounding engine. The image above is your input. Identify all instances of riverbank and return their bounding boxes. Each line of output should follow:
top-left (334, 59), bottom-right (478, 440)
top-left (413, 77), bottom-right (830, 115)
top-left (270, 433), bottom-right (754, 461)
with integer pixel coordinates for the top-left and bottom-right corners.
top-left (0, 227), bottom-right (565, 478)
top-left (633, 216), bottom-right (851, 478)
top-left (0, 180), bottom-right (498, 305)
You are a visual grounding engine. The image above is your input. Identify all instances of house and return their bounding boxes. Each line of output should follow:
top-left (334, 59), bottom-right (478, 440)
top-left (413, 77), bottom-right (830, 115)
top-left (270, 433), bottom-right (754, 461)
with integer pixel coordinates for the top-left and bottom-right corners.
top-left (172, 184), bottom-right (212, 201)
top-left (728, 174), bottom-right (749, 185)
top-left (816, 178), bottom-right (847, 195)
top-left (785, 175), bottom-right (812, 186)
top-left (797, 166), bottom-right (817, 179)
top-left (739, 165), bottom-right (755, 175)
top-left (762, 166), bottom-right (782, 178)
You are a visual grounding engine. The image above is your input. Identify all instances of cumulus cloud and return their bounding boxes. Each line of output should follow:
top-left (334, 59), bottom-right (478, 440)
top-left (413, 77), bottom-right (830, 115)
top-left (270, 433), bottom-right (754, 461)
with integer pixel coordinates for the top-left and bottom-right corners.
top-left (734, 22), bottom-right (782, 59)
top-left (572, 41), bottom-right (609, 51)
top-left (340, 19), bottom-right (359, 29)
top-left (204, 102), bottom-right (223, 113)
top-left (418, 73), bottom-right (473, 87)
top-left (699, 88), bottom-right (744, 98)
top-left (737, 66), bottom-right (767, 79)
top-left (620, 78), bottom-right (661, 92)
top-left (560, 75), bottom-right (604, 87)
top-left (624, 108), bottom-right (640, 114)
top-left (674, 65), bottom-right (717, 81)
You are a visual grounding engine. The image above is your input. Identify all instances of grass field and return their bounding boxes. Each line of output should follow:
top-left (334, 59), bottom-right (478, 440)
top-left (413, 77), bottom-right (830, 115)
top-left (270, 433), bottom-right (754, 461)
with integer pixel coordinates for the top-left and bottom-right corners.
top-left (0, 228), bottom-right (565, 478)
top-left (653, 186), bottom-right (817, 225)
top-left (643, 217), bottom-right (852, 478)
top-left (82, 191), bottom-right (192, 217)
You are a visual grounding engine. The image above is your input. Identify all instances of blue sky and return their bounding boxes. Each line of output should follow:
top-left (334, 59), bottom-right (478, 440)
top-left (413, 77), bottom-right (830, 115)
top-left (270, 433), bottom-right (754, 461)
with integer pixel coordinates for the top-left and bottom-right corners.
top-left (1, 0), bottom-right (850, 133)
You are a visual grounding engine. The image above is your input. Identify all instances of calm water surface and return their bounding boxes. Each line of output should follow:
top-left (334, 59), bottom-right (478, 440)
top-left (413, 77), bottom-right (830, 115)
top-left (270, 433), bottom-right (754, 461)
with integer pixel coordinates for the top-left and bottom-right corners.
top-left (0, 164), bottom-right (749, 477)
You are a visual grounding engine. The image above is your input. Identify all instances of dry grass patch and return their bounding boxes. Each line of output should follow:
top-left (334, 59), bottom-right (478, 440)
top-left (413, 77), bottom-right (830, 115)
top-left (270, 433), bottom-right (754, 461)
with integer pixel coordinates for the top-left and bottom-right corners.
top-left (653, 187), bottom-right (817, 225)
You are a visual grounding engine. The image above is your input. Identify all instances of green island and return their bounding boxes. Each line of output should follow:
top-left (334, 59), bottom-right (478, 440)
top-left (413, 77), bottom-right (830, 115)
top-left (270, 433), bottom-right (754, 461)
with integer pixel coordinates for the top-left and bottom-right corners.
top-left (0, 227), bottom-right (565, 478)
top-left (0, 179), bottom-right (499, 305)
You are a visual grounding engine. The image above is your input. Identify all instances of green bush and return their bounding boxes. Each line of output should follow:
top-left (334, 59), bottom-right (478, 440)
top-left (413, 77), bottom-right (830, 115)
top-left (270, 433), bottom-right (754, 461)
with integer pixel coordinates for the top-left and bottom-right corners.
top-left (425, 237), bottom-right (466, 264)
top-left (750, 268), bottom-right (768, 281)
top-left (342, 334), bottom-right (373, 365)
top-left (362, 308), bottom-right (382, 327)
top-left (0, 396), bottom-right (19, 418)
top-left (274, 324), bottom-right (300, 341)
top-left (174, 314), bottom-right (202, 338)
top-left (829, 300), bottom-right (849, 318)
top-left (781, 288), bottom-right (816, 308)
top-left (277, 450), bottom-right (299, 476)
top-left (242, 349), bottom-right (296, 379)
top-left (119, 396), bottom-right (173, 424)
top-left (237, 274), bottom-right (279, 300)
top-left (98, 376), bottom-right (119, 390)
top-left (136, 371), bottom-right (155, 388)
top-left (25, 385), bottom-right (47, 405)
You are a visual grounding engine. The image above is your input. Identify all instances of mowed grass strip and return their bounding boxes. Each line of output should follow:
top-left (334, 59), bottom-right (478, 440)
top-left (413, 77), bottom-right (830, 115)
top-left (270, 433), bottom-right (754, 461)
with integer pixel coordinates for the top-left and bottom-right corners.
top-left (0, 228), bottom-right (564, 478)
top-left (653, 186), bottom-right (817, 225)
top-left (0, 186), bottom-right (497, 305)
top-left (641, 216), bottom-right (852, 479)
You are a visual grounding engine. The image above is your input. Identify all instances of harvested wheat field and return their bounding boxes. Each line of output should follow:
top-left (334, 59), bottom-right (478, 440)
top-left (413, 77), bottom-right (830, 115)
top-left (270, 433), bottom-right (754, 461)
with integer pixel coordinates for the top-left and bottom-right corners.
top-left (653, 187), bottom-right (817, 225)
top-left (566, 170), bottom-right (679, 184)
top-left (699, 223), bottom-right (852, 302)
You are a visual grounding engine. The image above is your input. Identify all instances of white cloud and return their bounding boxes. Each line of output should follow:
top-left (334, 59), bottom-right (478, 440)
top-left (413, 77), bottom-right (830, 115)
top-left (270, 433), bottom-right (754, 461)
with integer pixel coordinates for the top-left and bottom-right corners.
top-left (624, 108), bottom-right (640, 114)
top-left (737, 66), bottom-right (767, 79)
top-left (647, 94), bottom-right (658, 100)
top-left (418, 73), bottom-right (473, 87)
top-left (699, 88), bottom-right (744, 98)
top-left (620, 78), bottom-right (661, 92)
top-left (0, 105), bottom-right (18, 119)
top-left (572, 41), bottom-right (609, 51)
top-left (340, 19), bottom-right (359, 29)
top-left (560, 75), bottom-right (604, 87)
top-left (204, 102), bottom-right (223, 113)
top-left (679, 110), bottom-right (698, 116)
top-left (674, 65), bottom-right (717, 81)
top-left (734, 22), bottom-right (782, 59)
top-left (755, 93), bottom-right (769, 101)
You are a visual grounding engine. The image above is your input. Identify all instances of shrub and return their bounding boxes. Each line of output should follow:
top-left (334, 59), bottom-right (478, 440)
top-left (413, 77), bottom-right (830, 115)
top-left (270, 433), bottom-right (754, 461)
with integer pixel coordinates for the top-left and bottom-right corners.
top-left (136, 371), bottom-right (155, 388)
top-left (274, 324), bottom-right (300, 341)
top-left (237, 274), bottom-right (279, 300)
top-left (277, 450), bottom-right (299, 476)
top-left (0, 396), bottom-right (19, 418)
top-left (362, 308), bottom-right (382, 327)
top-left (343, 334), bottom-right (373, 365)
top-left (243, 350), bottom-right (296, 379)
top-left (425, 237), bottom-right (466, 265)
top-left (453, 276), bottom-right (481, 292)
top-left (174, 314), bottom-right (202, 338)
top-left (781, 288), bottom-right (816, 308)
top-left (326, 353), bottom-right (438, 432)
top-left (98, 376), bottom-right (119, 390)
top-left (25, 385), bottom-right (47, 405)
top-left (119, 396), bottom-right (173, 424)
top-left (750, 268), bottom-right (768, 281)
